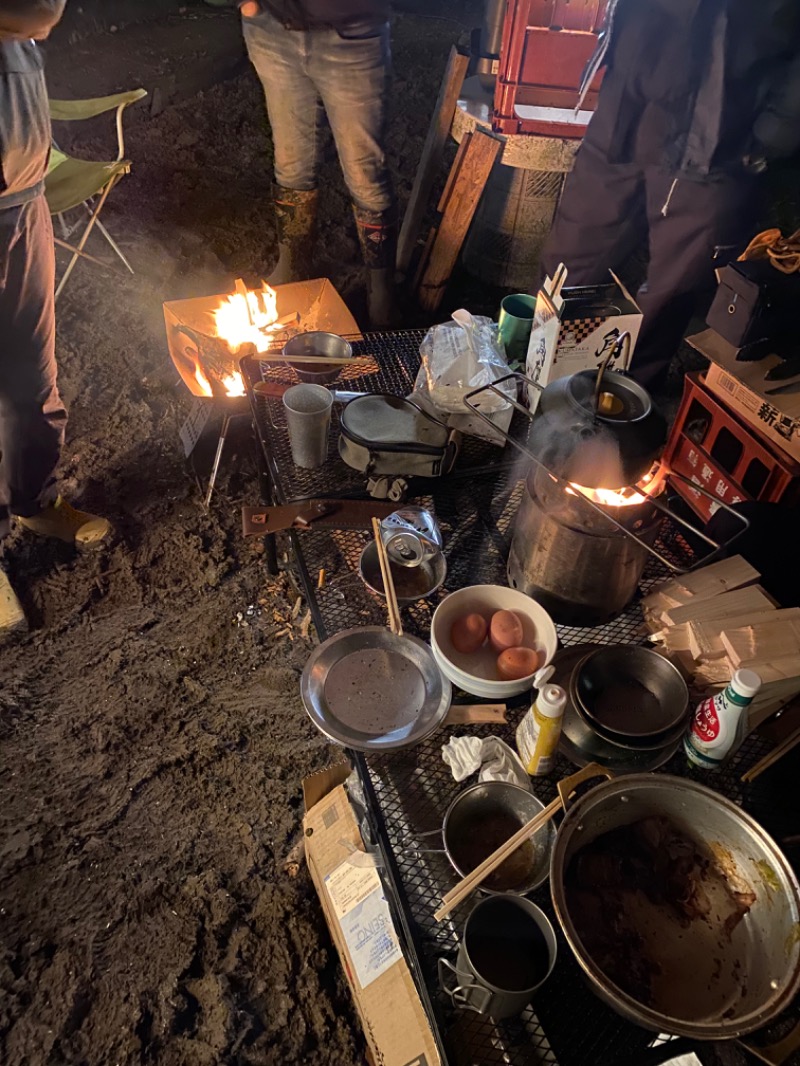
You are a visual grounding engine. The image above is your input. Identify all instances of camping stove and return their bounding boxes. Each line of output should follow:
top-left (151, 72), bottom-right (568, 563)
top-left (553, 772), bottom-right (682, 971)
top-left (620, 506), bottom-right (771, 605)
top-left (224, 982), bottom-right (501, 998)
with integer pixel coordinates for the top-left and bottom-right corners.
top-left (464, 368), bottom-right (751, 626)
top-left (507, 466), bottom-right (663, 625)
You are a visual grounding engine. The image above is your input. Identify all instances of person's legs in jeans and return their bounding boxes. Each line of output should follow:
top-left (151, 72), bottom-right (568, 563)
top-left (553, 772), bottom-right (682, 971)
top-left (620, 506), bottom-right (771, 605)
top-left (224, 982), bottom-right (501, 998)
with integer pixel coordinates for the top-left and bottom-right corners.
top-left (312, 22), bottom-right (397, 325)
top-left (243, 11), bottom-right (322, 281)
top-left (0, 198), bottom-right (65, 542)
top-left (630, 168), bottom-right (761, 390)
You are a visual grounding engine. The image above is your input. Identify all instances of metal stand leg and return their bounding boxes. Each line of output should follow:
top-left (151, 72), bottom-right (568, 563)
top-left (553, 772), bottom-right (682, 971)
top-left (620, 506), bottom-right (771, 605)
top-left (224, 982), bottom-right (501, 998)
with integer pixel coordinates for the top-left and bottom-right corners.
top-left (204, 413), bottom-right (231, 509)
top-left (254, 424), bottom-right (280, 575)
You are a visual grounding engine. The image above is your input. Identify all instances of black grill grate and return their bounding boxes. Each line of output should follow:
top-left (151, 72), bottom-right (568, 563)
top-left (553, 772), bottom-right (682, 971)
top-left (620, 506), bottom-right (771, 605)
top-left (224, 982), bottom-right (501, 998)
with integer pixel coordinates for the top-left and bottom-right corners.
top-left (245, 332), bottom-right (787, 1066)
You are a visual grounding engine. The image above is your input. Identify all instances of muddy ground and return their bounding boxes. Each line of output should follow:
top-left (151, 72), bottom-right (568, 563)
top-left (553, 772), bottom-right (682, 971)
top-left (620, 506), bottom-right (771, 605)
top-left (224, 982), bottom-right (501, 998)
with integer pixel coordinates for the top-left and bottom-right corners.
top-left (1, 3), bottom-right (797, 1065)
top-left (0, 3), bottom-right (482, 1064)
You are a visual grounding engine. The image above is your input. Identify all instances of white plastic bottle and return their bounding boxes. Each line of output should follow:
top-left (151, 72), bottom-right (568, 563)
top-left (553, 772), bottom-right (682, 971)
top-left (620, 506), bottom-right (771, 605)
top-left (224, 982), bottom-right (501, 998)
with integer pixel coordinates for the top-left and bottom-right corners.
top-left (516, 682), bottom-right (567, 775)
top-left (683, 669), bottom-right (762, 769)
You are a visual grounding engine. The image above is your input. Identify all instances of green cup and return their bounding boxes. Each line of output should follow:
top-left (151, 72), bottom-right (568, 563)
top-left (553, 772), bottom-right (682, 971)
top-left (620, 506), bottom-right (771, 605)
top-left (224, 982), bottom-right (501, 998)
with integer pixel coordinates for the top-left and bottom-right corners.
top-left (497, 293), bottom-right (536, 363)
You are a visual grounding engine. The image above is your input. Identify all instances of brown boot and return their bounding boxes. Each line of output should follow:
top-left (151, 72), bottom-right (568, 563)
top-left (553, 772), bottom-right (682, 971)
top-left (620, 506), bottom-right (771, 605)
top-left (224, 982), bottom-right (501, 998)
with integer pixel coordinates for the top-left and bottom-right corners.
top-left (268, 187), bottom-right (319, 285)
top-left (354, 208), bottom-right (398, 330)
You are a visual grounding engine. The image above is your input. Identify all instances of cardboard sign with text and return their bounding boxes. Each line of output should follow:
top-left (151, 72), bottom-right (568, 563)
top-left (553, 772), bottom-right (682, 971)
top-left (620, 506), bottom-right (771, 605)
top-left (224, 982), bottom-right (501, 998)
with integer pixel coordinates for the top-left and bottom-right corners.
top-left (526, 270), bottom-right (642, 411)
top-left (303, 766), bottom-right (441, 1066)
top-left (688, 329), bottom-right (800, 463)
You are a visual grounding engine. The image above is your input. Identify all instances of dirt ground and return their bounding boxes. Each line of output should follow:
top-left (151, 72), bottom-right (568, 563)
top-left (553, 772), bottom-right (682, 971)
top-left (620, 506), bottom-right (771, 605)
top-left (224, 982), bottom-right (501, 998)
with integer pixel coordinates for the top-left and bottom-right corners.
top-left (0, 3), bottom-right (482, 1064)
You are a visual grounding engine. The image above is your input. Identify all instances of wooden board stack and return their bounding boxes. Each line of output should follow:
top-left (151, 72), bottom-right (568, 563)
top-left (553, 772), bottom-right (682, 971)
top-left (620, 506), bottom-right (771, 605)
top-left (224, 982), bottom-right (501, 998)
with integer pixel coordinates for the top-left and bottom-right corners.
top-left (643, 556), bottom-right (800, 731)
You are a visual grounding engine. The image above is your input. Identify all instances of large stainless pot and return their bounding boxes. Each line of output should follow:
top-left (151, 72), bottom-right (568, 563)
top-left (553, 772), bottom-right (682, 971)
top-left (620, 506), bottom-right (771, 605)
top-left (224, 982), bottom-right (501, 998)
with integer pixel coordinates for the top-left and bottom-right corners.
top-left (550, 773), bottom-right (800, 1039)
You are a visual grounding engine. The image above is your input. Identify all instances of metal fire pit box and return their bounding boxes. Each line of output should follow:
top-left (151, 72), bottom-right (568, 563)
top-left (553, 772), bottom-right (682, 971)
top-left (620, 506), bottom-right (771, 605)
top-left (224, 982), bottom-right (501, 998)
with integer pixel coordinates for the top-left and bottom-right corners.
top-left (164, 277), bottom-right (359, 397)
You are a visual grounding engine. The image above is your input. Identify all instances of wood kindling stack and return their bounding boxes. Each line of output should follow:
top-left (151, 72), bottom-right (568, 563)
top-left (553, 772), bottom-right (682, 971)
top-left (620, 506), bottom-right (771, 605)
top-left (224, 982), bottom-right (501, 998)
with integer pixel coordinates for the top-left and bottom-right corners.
top-left (644, 556), bottom-right (800, 732)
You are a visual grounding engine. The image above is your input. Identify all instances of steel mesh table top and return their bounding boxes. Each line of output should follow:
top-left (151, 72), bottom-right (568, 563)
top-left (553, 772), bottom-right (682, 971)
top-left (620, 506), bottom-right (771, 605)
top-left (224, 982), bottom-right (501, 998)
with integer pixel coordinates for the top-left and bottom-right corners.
top-left (244, 332), bottom-right (791, 1066)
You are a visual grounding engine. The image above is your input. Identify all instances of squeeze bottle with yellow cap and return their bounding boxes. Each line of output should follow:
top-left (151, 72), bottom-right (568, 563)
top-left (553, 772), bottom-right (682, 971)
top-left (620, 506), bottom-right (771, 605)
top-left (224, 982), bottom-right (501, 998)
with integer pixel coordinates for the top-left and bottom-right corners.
top-left (516, 668), bottom-right (566, 776)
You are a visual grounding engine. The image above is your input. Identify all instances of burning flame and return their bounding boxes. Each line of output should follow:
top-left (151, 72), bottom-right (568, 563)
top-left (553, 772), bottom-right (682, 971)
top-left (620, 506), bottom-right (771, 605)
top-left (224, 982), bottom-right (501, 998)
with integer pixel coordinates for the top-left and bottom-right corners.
top-left (213, 283), bottom-right (281, 354)
top-left (567, 465), bottom-right (662, 508)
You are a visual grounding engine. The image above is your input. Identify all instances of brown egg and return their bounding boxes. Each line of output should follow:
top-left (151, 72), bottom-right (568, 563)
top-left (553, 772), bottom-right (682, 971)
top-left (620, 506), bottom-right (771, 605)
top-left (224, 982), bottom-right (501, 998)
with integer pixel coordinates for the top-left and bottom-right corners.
top-left (450, 613), bottom-right (489, 654)
top-left (489, 609), bottom-right (525, 653)
top-left (496, 646), bottom-right (540, 681)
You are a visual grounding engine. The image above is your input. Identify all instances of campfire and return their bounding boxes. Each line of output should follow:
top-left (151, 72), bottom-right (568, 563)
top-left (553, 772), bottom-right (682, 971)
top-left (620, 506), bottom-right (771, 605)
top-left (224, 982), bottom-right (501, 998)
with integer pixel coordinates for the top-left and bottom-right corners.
top-left (566, 464), bottom-right (664, 509)
top-left (164, 277), bottom-right (360, 400)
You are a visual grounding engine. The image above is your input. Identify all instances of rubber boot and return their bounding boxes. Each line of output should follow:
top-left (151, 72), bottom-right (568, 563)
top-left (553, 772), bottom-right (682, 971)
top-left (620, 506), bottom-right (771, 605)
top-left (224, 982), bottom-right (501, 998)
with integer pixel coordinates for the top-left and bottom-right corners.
top-left (268, 187), bottom-right (319, 286)
top-left (354, 208), bottom-right (398, 330)
top-left (15, 496), bottom-right (112, 548)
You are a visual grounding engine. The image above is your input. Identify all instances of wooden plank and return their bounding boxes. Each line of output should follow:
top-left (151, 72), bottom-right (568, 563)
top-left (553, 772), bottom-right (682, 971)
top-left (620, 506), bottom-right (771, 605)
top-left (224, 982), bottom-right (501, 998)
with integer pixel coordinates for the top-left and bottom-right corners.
top-left (744, 658), bottom-right (800, 684)
top-left (0, 569), bottom-right (26, 639)
top-left (662, 585), bottom-right (775, 628)
top-left (642, 556), bottom-right (759, 611)
top-left (397, 47), bottom-right (470, 276)
top-left (445, 704), bottom-right (507, 726)
top-left (748, 684), bottom-right (800, 731)
top-left (687, 608), bottom-right (797, 662)
top-left (720, 616), bottom-right (800, 669)
top-left (417, 128), bottom-right (503, 313)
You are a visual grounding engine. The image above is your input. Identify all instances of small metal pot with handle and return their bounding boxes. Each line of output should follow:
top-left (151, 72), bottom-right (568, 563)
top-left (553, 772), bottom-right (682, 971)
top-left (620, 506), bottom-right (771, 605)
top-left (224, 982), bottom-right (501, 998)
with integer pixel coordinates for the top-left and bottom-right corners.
top-left (405, 781), bottom-right (555, 895)
top-left (439, 894), bottom-right (557, 1020)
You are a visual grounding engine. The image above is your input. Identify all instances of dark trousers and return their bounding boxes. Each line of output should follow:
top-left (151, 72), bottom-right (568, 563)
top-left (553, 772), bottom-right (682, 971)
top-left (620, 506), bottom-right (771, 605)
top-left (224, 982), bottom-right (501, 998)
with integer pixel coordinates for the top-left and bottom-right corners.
top-left (542, 106), bottom-right (760, 390)
top-left (0, 195), bottom-right (65, 540)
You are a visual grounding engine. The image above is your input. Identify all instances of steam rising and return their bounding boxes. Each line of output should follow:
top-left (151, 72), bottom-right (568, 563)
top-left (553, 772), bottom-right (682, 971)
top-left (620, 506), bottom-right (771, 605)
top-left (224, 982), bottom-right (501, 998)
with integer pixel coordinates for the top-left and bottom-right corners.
top-left (527, 375), bottom-right (628, 490)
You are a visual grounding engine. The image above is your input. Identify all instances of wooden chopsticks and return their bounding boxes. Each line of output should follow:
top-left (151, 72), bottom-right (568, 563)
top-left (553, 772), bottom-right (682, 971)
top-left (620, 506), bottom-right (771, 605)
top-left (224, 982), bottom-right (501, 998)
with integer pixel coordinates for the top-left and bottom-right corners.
top-left (258, 353), bottom-right (370, 366)
top-left (741, 725), bottom-right (800, 783)
top-left (433, 762), bottom-right (614, 923)
top-left (434, 797), bottom-right (562, 922)
top-left (371, 517), bottom-right (403, 637)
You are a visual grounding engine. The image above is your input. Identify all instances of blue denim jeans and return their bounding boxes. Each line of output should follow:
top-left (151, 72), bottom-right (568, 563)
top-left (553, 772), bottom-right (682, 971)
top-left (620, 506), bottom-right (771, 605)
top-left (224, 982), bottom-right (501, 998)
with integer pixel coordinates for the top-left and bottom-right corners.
top-left (242, 9), bottom-right (395, 218)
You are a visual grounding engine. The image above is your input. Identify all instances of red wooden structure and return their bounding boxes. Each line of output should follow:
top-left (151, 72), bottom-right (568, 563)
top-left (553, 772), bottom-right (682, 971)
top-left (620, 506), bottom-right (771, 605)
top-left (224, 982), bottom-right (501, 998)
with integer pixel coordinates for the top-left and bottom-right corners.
top-left (493, 0), bottom-right (609, 137)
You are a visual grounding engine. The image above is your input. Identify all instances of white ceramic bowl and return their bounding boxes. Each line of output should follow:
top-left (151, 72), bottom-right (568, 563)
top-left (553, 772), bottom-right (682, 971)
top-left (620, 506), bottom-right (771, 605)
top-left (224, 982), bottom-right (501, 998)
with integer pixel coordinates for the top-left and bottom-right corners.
top-left (430, 584), bottom-right (558, 698)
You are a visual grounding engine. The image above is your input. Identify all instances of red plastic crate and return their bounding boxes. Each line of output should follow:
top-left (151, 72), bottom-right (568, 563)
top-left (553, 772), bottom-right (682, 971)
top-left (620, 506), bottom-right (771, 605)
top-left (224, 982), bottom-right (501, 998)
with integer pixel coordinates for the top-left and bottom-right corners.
top-left (493, 0), bottom-right (608, 137)
top-left (663, 373), bottom-right (800, 522)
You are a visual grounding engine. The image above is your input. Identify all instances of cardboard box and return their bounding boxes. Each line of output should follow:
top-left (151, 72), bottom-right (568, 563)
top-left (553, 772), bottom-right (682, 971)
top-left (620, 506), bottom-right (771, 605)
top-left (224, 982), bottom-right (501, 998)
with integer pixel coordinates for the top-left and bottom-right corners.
top-left (526, 271), bottom-right (642, 411)
top-left (303, 766), bottom-right (441, 1066)
top-left (164, 278), bottom-right (359, 397)
top-left (688, 329), bottom-right (800, 463)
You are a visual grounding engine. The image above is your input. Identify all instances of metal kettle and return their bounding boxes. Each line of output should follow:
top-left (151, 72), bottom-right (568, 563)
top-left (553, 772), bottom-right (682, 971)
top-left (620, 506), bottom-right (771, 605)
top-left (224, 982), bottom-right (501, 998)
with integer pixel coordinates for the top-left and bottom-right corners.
top-left (531, 333), bottom-right (667, 489)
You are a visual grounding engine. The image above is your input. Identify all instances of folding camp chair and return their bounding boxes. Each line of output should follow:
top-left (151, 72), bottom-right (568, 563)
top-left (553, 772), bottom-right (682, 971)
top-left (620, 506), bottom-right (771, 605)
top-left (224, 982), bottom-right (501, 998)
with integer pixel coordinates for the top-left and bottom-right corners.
top-left (46, 88), bottom-right (147, 301)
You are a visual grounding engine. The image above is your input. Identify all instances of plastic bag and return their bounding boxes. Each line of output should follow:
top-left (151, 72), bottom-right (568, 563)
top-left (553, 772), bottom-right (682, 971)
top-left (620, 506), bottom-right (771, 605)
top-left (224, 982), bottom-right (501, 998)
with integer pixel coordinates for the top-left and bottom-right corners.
top-left (415, 310), bottom-right (514, 415)
top-left (441, 735), bottom-right (532, 792)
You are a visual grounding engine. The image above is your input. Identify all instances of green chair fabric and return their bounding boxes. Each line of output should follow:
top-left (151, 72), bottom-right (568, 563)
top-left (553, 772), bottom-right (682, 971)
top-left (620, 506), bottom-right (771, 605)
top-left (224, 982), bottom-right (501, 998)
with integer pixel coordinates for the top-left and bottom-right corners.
top-left (46, 88), bottom-right (147, 299)
top-left (45, 156), bottom-right (129, 215)
top-left (48, 89), bottom-right (147, 123)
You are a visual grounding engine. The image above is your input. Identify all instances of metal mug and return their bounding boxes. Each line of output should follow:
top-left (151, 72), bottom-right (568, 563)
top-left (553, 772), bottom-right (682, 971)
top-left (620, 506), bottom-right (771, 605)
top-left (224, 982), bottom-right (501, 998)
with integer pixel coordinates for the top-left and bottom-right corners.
top-left (497, 293), bottom-right (536, 363)
top-left (439, 894), bottom-right (557, 1020)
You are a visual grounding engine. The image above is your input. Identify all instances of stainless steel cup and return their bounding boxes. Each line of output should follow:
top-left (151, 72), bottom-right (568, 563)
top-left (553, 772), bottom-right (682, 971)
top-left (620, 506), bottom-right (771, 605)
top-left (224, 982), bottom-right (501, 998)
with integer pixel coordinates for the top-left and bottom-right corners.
top-left (283, 383), bottom-right (334, 469)
top-left (439, 894), bottom-right (557, 1020)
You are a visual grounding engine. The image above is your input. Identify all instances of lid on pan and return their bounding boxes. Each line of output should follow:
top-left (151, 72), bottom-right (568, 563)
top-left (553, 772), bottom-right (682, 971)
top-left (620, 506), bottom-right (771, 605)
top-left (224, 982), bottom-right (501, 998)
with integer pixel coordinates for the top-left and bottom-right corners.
top-left (340, 395), bottom-right (450, 455)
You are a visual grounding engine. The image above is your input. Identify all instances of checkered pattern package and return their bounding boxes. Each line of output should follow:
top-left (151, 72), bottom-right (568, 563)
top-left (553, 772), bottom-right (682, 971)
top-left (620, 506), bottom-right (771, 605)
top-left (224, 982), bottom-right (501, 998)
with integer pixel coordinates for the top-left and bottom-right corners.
top-left (526, 272), bottom-right (643, 410)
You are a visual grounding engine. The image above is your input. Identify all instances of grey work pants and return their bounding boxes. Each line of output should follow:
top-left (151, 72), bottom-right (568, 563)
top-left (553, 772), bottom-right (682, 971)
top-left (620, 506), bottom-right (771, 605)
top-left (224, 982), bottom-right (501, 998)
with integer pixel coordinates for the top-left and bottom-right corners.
top-left (0, 195), bottom-right (65, 540)
top-left (542, 103), bottom-right (760, 390)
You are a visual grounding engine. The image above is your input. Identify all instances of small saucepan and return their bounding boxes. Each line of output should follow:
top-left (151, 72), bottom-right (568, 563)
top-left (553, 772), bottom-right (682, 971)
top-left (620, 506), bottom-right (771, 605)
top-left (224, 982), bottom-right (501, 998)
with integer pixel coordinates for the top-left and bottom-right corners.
top-left (283, 330), bottom-right (353, 384)
top-left (571, 645), bottom-right (689, 745)
top-left (405, 781), bottom-right (555, 895)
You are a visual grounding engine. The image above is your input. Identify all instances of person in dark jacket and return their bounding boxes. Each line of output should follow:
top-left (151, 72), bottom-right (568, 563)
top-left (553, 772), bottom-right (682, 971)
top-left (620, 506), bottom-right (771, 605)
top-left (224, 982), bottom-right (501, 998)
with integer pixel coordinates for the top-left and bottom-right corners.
top-left (542, 0), bottom-right (800, 391)
top-left (0, 0), bottom-right (111, 558)
top-left (238, 0), bottom-right (396, 328)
